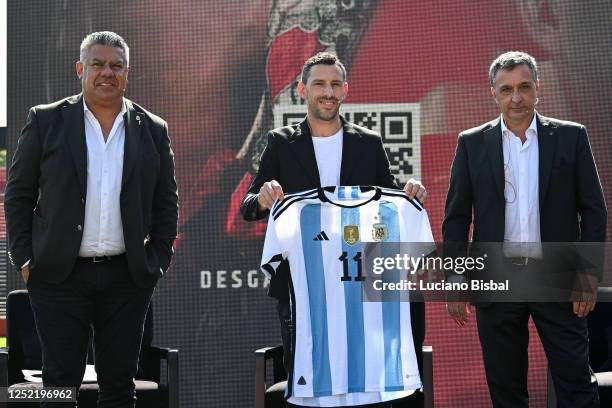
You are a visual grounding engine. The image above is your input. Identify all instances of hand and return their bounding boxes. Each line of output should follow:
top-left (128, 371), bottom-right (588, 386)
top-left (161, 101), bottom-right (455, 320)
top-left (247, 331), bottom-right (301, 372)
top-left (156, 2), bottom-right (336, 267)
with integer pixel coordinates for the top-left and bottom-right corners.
top-left (21, 265), bottom-right (30, 284)
top-left (573, 301), bottom-right (596, 318)
top-left (257, 180), bottom-right (285, 211)
top-left (447, 301), bottom-right (472, 326)
top-left (570, 273), bottom-right (598, 317)
top-left (403, 178), bottom-right (427, 203)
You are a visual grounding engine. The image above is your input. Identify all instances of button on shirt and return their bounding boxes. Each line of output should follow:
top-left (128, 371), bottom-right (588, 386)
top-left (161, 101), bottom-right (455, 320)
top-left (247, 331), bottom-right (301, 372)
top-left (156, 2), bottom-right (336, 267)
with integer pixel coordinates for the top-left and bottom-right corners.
top-left (501, 114), bottom-right (542, 258)
top-left (79, 100), bottom-right (126, 257)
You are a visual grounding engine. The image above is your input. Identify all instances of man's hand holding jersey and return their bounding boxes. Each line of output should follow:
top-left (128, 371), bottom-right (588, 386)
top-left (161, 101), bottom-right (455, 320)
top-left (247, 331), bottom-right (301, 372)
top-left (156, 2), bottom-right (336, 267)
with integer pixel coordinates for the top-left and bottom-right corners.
top-left (257, 180), bottom-right (285, 211)
top-left (404, 178), bottom-right (427, 202)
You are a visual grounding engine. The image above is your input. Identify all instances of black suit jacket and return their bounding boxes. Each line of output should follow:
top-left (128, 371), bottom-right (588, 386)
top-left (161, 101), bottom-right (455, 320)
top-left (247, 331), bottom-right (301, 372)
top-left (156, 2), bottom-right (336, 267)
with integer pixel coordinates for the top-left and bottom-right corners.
top-left (5, 95), bottom-right (179, 288)
top-left (240, 117), bottom-right (398, 222)
top-left (443, 114), bottom-right (607, 276)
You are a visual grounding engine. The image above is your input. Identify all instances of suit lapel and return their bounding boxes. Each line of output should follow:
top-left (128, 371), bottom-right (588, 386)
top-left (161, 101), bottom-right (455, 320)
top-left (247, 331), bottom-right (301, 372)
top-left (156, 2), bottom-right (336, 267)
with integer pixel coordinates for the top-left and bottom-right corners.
top-left (537, 114), bottom-right (558, 210)
top-left (122, 99), bottom-right (143, 188)
top-left (287, 120), bottom-right (321, 187)
top-left (339, 119), bottom-right (362, 185)
top-left (62, 95), bottom-right (87, 196)
top-left (484, 118), bottom-right (505, 200)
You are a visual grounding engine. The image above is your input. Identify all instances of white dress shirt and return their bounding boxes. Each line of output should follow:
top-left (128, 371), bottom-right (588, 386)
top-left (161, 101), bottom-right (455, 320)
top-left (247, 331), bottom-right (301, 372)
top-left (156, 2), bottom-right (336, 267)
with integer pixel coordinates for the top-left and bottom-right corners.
top-left (78, 99), bottom-right (127, 257)
top-left (501, 114), bottom-right (542, 258)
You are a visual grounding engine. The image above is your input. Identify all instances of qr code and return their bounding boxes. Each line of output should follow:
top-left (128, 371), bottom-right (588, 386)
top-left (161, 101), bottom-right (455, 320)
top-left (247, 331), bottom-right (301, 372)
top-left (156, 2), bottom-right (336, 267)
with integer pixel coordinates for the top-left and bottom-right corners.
top-left (280, 113), bottom-right (304, 127)
top-left (274, 104), bottom-right (420, 184)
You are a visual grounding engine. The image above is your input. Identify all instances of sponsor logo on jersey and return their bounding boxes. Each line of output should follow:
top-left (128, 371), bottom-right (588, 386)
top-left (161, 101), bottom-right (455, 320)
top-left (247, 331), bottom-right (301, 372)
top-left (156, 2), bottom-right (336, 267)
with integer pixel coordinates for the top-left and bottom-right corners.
top-left (313, 231), bottom-right (330, 241)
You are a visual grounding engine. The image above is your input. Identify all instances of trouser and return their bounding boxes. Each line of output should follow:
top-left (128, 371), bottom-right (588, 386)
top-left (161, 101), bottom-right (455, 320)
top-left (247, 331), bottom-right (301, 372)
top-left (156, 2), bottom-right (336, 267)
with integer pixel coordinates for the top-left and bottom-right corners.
top-left (476, 302), bottom-right (599, 408)
top-left (28, 255), bottom-right (154, 408)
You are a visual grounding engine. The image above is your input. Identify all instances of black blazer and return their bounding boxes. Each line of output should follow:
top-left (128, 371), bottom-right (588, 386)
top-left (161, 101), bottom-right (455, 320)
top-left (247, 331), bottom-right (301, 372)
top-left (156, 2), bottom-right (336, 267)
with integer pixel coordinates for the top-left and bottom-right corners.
top-left (5, 95), bottom-right (179, 288)
top-left (443, 113), bottom-right (607, 244)
top-left (240, 117), bottom-right (398, 221)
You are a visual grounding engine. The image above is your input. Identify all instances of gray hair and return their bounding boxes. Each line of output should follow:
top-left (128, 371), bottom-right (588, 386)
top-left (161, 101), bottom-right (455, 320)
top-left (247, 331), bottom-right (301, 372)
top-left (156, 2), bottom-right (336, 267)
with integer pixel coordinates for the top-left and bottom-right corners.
top-left (489, 51), bottom-right (538, 87)
top-left (79, 31), bottom-right (129, 65)
top-left (301, 52), bottom-right (347, 85)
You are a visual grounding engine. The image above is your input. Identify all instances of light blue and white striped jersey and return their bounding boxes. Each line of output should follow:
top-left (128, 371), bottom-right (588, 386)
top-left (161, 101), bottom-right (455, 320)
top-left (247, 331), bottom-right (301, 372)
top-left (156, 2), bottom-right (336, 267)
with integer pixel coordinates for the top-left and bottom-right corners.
top-left (261, 186), bottom-right (434, 406)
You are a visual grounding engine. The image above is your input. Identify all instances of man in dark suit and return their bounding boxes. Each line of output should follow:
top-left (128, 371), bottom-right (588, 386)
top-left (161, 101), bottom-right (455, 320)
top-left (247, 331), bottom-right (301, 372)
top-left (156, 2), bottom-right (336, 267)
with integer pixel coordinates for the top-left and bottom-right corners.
top-left (4, 31), bottom-right (179, 407)
top-left (241, 52), bottom-right (426, 407)
top-left (443, 51), bottom-right (607, 407)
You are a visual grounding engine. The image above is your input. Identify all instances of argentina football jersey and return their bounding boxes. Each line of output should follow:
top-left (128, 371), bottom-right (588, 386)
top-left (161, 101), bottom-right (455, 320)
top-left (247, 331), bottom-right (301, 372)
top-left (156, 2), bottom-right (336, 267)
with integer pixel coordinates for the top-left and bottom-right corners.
top-left (261, 186), bottom-right (434, 406)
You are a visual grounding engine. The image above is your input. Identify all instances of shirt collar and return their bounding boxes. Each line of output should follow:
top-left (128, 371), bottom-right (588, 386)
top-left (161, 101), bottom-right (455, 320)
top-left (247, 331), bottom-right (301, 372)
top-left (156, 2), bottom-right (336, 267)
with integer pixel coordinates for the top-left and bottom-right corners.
top-left (83, 97), bottom-right (127, 119)
top-left (500, 113), bottom-right (538, 141)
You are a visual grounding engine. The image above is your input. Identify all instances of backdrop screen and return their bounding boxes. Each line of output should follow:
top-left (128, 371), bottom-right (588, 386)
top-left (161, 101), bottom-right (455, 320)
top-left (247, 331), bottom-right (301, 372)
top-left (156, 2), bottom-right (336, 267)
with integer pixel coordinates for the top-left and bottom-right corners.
top-left (7, 1), bottom-right (612, 406)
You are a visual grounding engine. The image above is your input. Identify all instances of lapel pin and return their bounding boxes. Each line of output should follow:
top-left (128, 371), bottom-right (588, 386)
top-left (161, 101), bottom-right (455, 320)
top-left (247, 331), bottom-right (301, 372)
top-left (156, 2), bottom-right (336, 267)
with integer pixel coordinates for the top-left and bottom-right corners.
top-left (136, 115), bottom-right (141, 125)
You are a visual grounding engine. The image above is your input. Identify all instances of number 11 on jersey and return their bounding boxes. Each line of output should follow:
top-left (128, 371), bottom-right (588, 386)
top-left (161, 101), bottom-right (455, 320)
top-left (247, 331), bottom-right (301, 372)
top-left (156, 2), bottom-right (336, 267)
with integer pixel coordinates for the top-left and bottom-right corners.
top-left (339, 251), bottom-right (365, 282)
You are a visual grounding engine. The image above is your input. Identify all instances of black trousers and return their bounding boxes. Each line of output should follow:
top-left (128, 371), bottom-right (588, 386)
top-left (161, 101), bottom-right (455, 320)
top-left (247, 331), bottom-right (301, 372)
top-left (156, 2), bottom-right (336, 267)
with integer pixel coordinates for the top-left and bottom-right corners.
top-left (476, 302), bottom-right (599, 408)
top-left (27, 255), bottom-right (154, 408)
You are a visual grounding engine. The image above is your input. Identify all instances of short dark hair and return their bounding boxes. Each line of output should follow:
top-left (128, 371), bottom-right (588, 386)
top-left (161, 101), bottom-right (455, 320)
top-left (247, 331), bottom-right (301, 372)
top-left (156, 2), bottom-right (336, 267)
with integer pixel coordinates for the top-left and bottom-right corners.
top-left (80, 31), bottom-right (130, 65)
top-left (300, 52), bottom-right (347, 84)
top-left (489, 51), bottom-right (538, 87)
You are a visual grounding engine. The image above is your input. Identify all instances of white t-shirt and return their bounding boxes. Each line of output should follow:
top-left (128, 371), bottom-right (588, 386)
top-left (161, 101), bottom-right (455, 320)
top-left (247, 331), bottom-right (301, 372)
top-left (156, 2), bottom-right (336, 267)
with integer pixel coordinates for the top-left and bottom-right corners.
top-left (312, 129), bottom-right (343, 187)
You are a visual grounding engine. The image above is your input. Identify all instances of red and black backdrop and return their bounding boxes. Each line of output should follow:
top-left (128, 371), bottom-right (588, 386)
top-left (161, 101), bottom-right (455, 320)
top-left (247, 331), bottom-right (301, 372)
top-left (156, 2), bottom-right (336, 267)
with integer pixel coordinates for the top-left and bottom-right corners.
top-left (7, 1), bottom-right (612, 406)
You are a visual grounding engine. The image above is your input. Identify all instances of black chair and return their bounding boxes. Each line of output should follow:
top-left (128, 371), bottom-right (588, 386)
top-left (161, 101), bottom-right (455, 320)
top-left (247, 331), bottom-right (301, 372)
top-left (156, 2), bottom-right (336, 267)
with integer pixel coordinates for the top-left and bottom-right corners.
top-left (0, 290), bottom-right (179, 408)
top-left (255, 345), bottom-right (434, 408)
top-left (547, 287), bottom-right (612, 407)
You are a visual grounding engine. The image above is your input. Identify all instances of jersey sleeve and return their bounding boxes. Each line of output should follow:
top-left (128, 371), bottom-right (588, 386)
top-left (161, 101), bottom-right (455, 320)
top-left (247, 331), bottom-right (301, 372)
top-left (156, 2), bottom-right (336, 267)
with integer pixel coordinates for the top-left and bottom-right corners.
top-left (400, 202), bottom-right (436, 258)
top-left (415, 208), bottom-right (435, 243)
top-left (417, 209), bottom-right (437, 257)
top-left (260, 211), bottom-right (287, 279)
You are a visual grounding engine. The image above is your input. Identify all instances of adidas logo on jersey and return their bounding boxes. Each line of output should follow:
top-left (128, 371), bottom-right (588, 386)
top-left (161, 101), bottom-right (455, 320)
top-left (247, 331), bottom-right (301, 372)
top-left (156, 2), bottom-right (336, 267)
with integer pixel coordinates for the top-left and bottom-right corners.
top-left (313, 231), bottom-right (329, 241)
top-left (297, 376), bottom-right (307, 385)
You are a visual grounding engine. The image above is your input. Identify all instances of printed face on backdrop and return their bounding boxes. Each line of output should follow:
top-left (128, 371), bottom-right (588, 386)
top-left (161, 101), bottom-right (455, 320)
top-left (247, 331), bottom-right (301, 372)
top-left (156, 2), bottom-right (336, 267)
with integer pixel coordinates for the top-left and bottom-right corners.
top-left (76, 44), bottom-right (129, 109)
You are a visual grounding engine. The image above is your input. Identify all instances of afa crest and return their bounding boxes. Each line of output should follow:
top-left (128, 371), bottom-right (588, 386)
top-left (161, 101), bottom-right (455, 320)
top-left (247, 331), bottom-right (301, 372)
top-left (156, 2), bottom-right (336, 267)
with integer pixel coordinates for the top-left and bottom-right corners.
top-left (372, 223), bottom-right (388, 241)
top-left (343, 225), bottom-right (359, 245)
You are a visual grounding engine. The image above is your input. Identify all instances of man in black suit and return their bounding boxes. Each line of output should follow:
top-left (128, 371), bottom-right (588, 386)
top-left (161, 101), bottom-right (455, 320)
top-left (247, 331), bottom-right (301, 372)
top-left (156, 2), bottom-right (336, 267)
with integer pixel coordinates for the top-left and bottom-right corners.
top-left (4, 31), bottom-right (179, 407)
top-left (241, 52), bottom-right (426, 407)
top-left (443, 51), bottom-right (607, 407)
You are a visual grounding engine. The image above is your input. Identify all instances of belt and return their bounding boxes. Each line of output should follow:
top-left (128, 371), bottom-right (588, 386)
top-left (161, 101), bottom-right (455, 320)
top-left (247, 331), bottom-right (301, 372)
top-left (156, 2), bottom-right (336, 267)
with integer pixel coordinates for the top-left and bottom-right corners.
top-left (77, 254), bottom-right (125, 263)
top-left (504, 257), bottom-right (540, 267)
